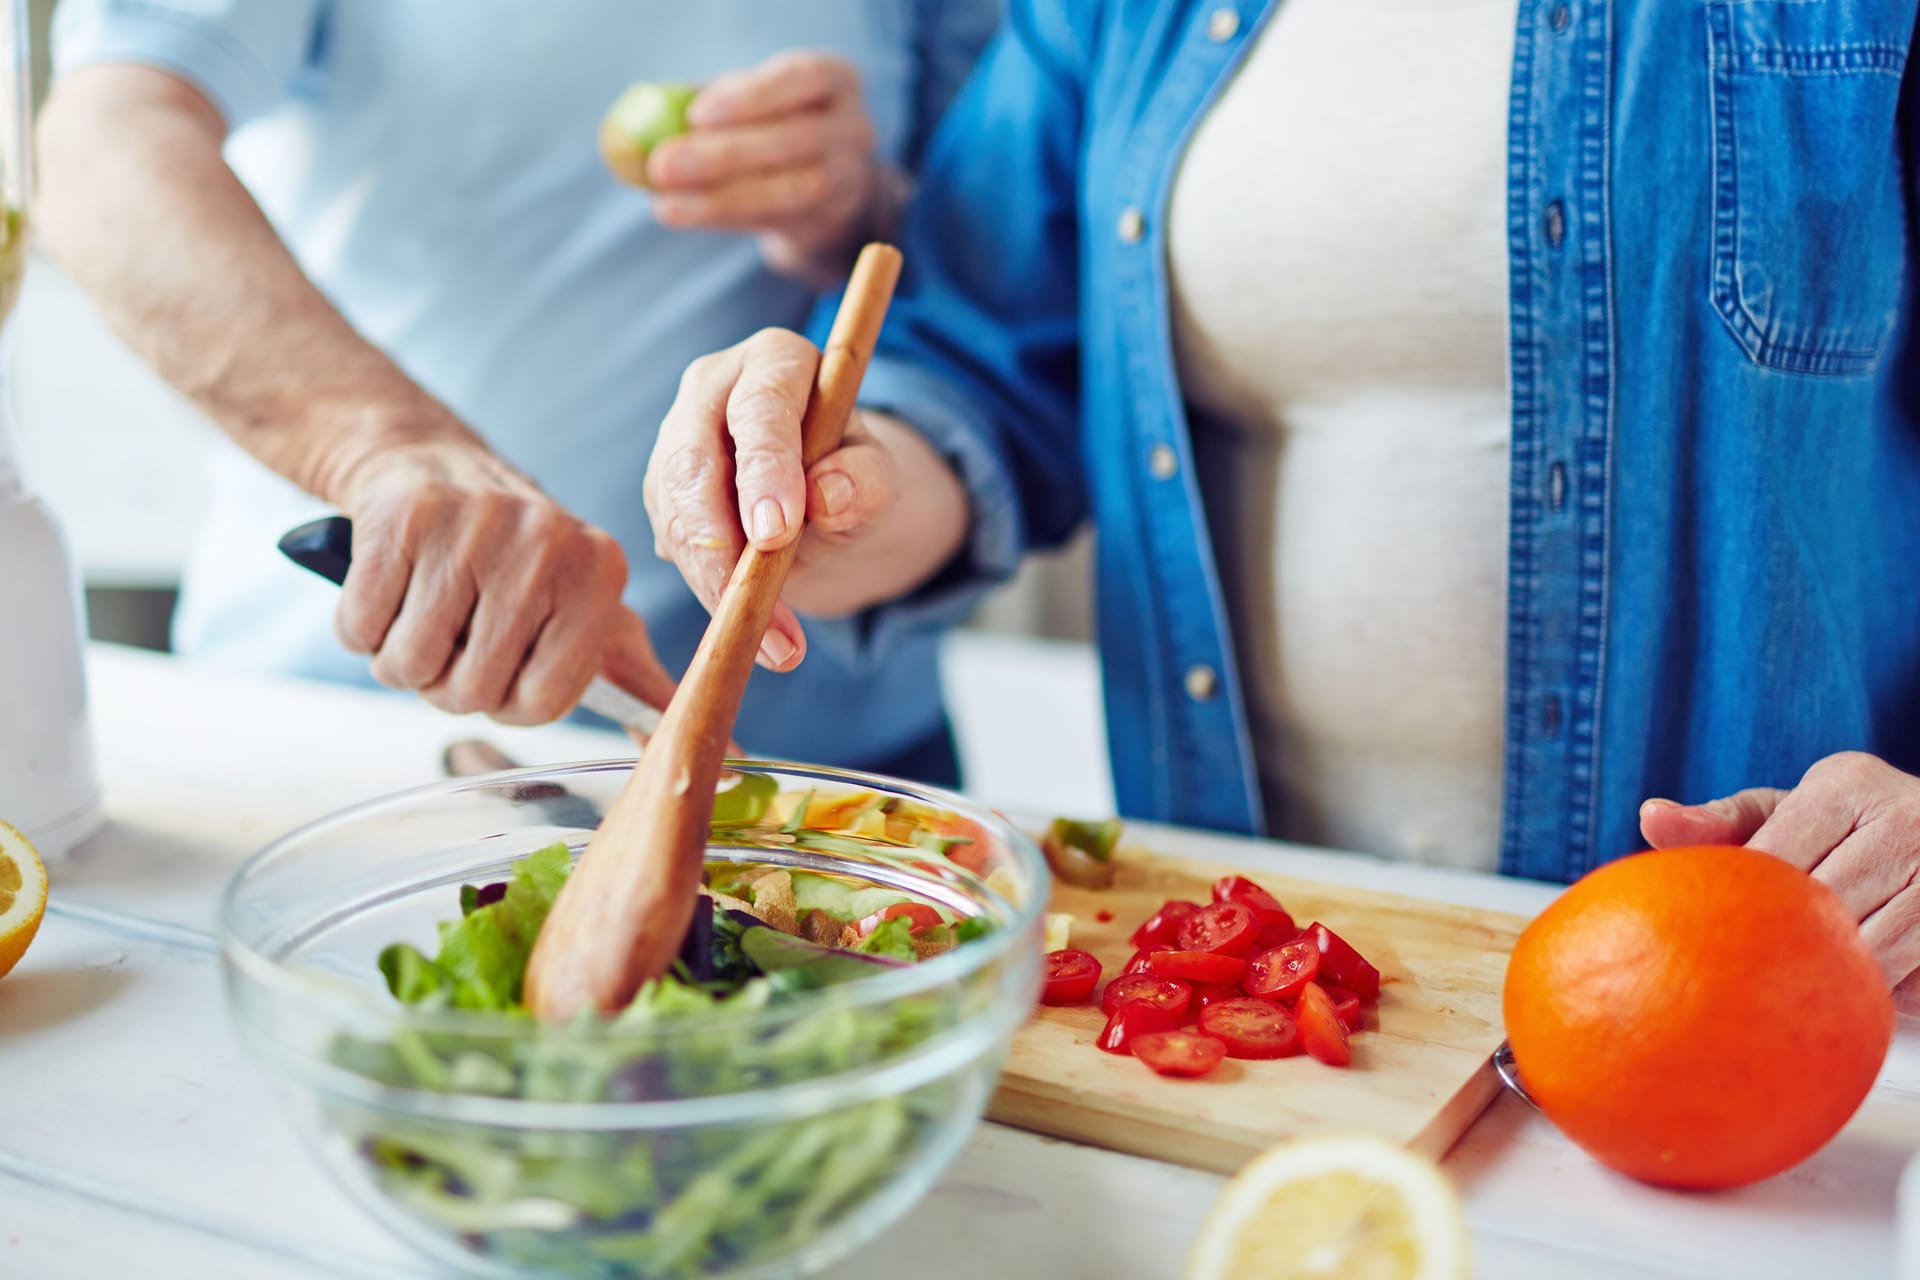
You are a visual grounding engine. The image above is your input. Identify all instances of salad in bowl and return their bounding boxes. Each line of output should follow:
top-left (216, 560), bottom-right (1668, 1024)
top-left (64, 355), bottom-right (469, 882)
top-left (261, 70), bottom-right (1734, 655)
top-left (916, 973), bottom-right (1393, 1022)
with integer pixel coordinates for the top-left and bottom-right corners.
top-left (220, 762), bottom-right (1047, 1278)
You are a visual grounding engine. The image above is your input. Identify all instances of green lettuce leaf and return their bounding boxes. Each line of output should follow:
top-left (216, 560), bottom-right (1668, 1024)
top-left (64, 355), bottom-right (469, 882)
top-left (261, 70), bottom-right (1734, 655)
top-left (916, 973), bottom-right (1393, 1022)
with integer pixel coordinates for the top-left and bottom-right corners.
top-left (856, 917), bottom-right (918, 962)
top-left (382, 841), bottom-right (571, 1011)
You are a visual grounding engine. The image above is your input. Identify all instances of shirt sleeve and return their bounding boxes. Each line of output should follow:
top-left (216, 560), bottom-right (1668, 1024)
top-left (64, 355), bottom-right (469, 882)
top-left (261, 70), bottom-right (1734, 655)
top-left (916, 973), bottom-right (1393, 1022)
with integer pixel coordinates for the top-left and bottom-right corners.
top-left (806, 0), bottom-right (1096, 664)
top-left (51, 0), bottom-right (324, 129)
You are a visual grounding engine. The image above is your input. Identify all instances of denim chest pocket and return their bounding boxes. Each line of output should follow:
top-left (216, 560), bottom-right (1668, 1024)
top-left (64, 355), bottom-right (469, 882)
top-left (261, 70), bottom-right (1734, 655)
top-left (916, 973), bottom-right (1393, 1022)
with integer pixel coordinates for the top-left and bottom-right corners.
top-left (1708, 1), bottom-right (1909, 377)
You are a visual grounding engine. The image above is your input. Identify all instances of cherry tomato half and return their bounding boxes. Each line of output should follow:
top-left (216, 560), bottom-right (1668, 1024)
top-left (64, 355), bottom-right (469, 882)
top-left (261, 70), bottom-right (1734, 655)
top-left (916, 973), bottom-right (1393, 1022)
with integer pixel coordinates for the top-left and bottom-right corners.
top-left (1305, 922), bottom-right (1382, 1004)
top-left (1148, 950), bottom-right (1249, 986)
top-left (855, 901), bottom-right (944, 937)
top-left (1297, 982), bottom-right (1353, 1066)
top-left (1130, 900), bottom-right (1202, 951)
top-left (1101, 972), bottom-right (1193, 1018)
top-left (1123, 949), bottom-right (1156, 976)
top-left (1177, 901), bottom-right (1260, 957)
top-left (1198, 997), bottom-right (1302, 1060)
top-left (1098, 1001), bottom-right (1178, 1054)
top-left (1131, 1029), bottom-right (1228, 1078)
top-left (1319, 983), bottom-right (1364, 1032)
top-left (1191, 982), bottom-right (1245, 1016)
top-left (1240, 938), bottom-right (1321, 1002)
top-left (1212, 875), bottom-right (1298, 931)
top-left (1041, 949), bottom-right (1103, 1005)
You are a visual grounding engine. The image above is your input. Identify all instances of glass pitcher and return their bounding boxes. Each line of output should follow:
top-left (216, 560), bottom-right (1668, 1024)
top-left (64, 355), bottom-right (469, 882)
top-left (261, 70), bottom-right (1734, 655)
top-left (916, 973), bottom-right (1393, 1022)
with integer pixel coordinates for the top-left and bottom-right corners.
top-left (0, 0), bottom-right (103, 862)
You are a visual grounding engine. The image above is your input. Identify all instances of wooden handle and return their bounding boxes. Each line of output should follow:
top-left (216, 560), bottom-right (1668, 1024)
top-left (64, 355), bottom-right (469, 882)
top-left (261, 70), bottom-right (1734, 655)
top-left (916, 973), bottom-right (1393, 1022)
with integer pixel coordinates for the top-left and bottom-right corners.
top-left (523, 243), bottom-right (903, 1021)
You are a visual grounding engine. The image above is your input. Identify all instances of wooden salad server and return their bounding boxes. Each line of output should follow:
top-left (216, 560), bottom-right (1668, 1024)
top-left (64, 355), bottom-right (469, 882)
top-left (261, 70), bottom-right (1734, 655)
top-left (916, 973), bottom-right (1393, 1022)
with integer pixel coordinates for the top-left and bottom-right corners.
top-left (523, 242), bottom-right (903, 1021)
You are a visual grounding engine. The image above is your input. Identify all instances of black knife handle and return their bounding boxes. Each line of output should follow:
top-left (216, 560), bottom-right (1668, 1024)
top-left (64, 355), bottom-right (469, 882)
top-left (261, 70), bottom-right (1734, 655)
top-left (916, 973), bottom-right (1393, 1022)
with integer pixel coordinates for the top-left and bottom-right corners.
top-left (279, 515), bottom-right (355, 586)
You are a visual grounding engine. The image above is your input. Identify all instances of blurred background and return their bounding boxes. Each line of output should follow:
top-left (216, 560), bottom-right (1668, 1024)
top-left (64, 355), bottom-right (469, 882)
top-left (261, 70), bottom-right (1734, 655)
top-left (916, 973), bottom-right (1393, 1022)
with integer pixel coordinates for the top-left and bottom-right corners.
top-left (8, 0), bottom-right (1094, 656)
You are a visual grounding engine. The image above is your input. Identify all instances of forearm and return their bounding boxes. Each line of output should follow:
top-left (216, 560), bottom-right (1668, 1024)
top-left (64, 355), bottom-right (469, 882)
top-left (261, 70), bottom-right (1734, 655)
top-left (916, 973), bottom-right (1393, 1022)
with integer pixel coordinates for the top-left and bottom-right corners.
top-left (34, 65), bottom-right (481, 504)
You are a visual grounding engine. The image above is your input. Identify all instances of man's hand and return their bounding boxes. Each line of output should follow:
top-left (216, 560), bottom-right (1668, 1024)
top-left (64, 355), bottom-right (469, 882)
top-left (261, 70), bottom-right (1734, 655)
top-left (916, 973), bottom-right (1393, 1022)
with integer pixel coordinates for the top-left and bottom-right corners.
top-left (1641, 752), bottom-right (1920, 1007)
top-left (334, 442), bottom-right (678, 724)
top-left (646, 51), bottom-right (898, 284)
top-left (644, 328), bottom-right (969, 671)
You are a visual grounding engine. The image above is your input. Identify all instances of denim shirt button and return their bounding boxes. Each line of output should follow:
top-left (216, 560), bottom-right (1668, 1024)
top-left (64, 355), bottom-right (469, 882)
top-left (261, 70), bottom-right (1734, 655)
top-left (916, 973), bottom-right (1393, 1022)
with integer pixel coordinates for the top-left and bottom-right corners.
top-left (1149, 443), bottom-right (1179, 479)
top-left (1551, 2), bottom-right (1571, 32)
top-left (1544, 200), bottom-right (1566, 248)
top-left (1117, 207), bottom-right (1147, 244)
top-left (1206, 7), bottom-right (1241, 41)
top-left (1184, 664), bottom-right (1219, 702)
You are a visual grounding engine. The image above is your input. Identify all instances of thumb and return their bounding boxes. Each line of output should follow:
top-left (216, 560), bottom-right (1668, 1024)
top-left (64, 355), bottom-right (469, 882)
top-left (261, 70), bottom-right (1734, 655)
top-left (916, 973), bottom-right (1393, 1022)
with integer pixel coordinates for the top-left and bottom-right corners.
top-left (805, 440), bottom-right (898, 537)
top-left (1638, 787), bottom-right (1787, 850)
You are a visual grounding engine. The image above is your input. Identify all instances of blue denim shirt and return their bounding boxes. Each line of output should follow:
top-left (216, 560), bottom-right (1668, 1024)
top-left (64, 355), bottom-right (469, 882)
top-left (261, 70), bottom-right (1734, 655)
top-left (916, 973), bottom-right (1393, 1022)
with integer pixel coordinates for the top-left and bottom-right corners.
top-left (850, 0), bottom-right (1920, 881)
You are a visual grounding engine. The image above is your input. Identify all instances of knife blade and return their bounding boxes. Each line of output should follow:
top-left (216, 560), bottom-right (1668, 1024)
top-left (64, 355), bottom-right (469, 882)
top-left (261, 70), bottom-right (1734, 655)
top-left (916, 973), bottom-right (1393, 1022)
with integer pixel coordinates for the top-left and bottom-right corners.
top-left (441, 738), bottom-right (605, 830)
top-left (278, 514), bottom-right (664, 737)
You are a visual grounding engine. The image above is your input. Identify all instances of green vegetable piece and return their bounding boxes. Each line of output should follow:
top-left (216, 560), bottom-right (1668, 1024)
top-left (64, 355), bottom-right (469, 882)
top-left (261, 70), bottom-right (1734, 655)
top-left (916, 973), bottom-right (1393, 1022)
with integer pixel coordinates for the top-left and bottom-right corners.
top-left (606, 81), bottom-right (697, 150)
top-left (711, 772), bottom-right (779, 827)
top-left (780, 789), bottom-right (815, 834)
top-left (912, 828), bottom-right (975, 855)
top-left (856, 916), bottom-right (918, 962)
top-left (740, 926), bottom-right (899, 993)
top-left (1049, 816), bottom-right (1123, 863)
top-left (953, 916), bottom-right (994, 944)
top-left (458, 883), bottom-right (479, 916)
top-left (378, 943), bottom-right (454, 1005)
top-left (431, 842), bottom-right (571, 1010)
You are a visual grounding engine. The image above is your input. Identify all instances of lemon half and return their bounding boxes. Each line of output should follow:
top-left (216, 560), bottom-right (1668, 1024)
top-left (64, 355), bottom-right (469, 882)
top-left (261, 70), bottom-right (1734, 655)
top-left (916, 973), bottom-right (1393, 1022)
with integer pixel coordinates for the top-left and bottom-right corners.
top-left (1185, 1134), bottom-right (1472, 1280)
top-left (0, 820), bottom-right (49, 981)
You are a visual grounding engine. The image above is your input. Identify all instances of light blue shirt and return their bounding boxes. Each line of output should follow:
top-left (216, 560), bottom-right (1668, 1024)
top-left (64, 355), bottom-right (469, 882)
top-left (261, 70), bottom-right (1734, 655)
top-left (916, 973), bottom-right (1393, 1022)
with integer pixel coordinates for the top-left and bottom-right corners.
top-left (52, 0), bottom-right (997, 767)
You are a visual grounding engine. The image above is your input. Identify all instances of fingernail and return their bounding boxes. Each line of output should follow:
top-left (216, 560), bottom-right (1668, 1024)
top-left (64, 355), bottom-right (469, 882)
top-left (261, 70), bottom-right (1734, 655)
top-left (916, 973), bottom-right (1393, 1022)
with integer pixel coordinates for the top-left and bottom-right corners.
top-left (815, 472), bottom-right (853, 516)
top-left (760, 632), bottom-right (797, 668)
top-left (1641, 798), bottom-right (1677, 816)
top-left (752, 498), bottom-right (786, 544)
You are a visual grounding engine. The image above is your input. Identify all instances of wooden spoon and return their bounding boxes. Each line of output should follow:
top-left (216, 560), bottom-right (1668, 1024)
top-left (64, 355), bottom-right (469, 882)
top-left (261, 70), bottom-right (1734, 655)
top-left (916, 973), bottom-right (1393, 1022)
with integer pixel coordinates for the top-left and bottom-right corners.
top-left (523, 242), bottom-right (904, 1021)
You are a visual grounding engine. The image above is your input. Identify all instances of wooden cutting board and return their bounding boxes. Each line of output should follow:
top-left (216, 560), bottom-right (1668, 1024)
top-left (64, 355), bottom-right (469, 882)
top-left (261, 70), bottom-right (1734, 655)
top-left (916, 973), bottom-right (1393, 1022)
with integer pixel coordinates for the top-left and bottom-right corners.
top-left (987, 843), bottom-right (1529, 1175)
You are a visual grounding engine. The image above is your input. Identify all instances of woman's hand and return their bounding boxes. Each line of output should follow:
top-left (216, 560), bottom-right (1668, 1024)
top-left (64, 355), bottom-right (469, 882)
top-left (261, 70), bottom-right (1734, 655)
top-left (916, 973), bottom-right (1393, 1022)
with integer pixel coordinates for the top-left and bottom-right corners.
top-left (333, 441), bottom-right (679, 724)
top-left (1641, 752), bottom-right (1920, 1007)
top-left (647, 51), bottom-right (899, 284)
top-left (644, 328), bottom-right (970, 671)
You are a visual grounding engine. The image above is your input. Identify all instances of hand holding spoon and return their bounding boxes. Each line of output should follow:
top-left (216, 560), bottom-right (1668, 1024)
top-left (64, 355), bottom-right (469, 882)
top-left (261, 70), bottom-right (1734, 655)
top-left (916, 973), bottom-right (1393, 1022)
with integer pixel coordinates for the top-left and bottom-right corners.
top-left (523, 243), bottom-right (903, 1021)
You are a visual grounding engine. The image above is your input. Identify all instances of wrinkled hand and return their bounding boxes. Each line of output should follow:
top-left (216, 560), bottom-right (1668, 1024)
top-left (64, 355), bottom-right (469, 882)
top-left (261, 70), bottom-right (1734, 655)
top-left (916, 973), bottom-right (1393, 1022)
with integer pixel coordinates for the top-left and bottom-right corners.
top-left (333, 442), bottom-right (678, 724)
top-left (644, 328), bottom-right (968, 671)
top-left (1641, 751), bottom-right (1920, 1008)
top-left (647, 50), bottom-right (896, 283)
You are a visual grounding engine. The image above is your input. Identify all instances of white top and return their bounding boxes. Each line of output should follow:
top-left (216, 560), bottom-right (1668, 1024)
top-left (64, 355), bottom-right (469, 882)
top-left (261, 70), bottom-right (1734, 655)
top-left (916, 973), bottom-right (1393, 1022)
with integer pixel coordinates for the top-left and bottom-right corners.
top-left (1168, 0), bottom-right (1518, 871)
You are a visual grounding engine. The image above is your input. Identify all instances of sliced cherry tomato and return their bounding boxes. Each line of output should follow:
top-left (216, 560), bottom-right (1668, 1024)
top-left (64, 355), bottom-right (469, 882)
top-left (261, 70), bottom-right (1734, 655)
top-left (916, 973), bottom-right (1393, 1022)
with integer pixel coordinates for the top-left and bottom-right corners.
top-left (1131, 1029), bottom-right (1228, 1078)
top-left (1198, 997), bottom-right (1301, 1060)
top-left (1130, 900), bottom-right (1202, 951)
top-left (1305, 922), bottom-right (1382, 1004)
top-left (1319, 983), bottom-right (1364, 1032)
top-left (1041, 948), bottom-right (1103, 1005)
top-left (1212, 874), bottom-right (1297, 930)
top-left (855, 901), bottom-right (945, 937)
top-left (1123, 949), bottom-right (1156, 976)
top-left (1177, 901), bottom-right (1260, 957)
top-left (1190, 982), bottom-right (1246, 1017)
top-left (1101, 972), bottom-right (1193, 1018)
top-left (1257, 919), bottom-right (1303, 949)
top-left (1240, 938), bottom-right (1321, 1002)
top-left (1298, 982), bottom-right (1353, 1066)
top-left (1148, 950), bottom-right (1249, 986)
top-left (1098, 1001), bottom-right (1178, 1054)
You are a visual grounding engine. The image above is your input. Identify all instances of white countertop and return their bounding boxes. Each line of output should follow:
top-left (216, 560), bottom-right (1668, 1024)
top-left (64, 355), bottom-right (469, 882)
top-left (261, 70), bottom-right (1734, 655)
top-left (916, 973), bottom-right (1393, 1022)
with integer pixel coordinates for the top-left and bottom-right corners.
top-left (2, 641), bottom-right (1918, 1279)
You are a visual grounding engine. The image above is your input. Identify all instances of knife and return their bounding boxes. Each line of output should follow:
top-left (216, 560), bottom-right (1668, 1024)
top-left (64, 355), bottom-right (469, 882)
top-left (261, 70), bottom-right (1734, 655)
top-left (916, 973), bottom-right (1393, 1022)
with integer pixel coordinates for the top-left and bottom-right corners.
top-left (277, 515), bottom-right (664, 737)
top-left (442, 738), bottom-right (605, 830)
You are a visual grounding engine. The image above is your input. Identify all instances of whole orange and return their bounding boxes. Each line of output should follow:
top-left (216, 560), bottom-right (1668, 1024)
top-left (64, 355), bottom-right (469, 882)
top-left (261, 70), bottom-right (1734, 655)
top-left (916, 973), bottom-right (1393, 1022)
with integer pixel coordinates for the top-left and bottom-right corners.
top-left (1503, 845), bottom-right (1892, 1189)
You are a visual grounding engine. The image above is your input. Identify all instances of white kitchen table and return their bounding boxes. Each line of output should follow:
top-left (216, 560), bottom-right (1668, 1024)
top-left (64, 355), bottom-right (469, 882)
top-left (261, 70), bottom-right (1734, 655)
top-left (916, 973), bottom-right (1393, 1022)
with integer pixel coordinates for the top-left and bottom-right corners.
top-left (3, 642), bottom-right (1917, 1280)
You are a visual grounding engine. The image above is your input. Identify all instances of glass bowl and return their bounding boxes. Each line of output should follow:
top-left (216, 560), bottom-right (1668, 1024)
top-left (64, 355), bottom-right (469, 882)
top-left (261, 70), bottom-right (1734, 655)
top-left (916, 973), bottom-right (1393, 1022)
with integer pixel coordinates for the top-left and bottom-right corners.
top-left (219, 760), bottom-right (1047, 1278)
